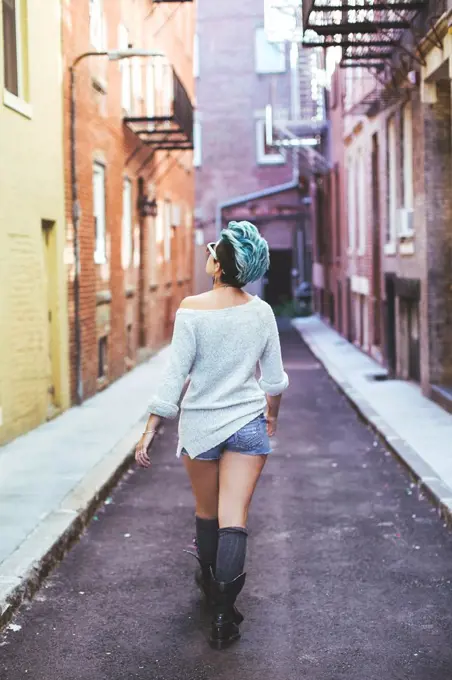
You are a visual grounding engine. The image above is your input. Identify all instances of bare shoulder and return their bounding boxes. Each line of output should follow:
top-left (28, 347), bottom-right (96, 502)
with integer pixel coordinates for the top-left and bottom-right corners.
top-left (179, 293), bottom-right (213, 310)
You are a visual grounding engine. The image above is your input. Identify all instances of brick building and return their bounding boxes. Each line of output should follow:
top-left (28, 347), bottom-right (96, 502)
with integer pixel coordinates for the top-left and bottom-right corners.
top-left (194, 0), bottom-right (325, 303)
top-left (304, 0), bottom-right (452, 411)
top-left (62, 0), bottom-right (195, 404)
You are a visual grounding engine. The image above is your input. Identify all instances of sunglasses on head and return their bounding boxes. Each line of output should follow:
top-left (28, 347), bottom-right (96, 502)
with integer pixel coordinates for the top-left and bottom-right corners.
top-left (206, 242), bottom-right (218, 260)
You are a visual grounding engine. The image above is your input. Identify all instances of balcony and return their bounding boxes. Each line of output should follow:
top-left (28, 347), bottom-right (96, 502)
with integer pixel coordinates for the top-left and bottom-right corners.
top-left (302, 1), bottom-right (428, 67)
top-left (124, 58), bottom-right (193, 151)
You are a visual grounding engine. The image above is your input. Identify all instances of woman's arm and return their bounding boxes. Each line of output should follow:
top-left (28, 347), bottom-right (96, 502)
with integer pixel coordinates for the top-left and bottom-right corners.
top-left (258, 306), bottom-right (289, 436)
top-left (135, 309), bottom-right (196, 467)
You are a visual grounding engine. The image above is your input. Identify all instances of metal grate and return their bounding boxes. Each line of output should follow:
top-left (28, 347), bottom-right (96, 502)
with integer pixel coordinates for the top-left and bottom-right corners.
top-left (124, 59), bottom-right (193, 150)
top-left (302, 0), bottom-right (429, 65)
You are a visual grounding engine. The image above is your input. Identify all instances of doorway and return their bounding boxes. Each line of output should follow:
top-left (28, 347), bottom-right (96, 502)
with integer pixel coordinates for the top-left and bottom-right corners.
top-left (264, 249), bottom-right (293, 308)
top-left (42, 220), bottom-right (59, 418)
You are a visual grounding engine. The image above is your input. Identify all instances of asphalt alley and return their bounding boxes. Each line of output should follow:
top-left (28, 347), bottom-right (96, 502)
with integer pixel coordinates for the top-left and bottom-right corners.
top-left (2, 329), bottom-right (452, 680)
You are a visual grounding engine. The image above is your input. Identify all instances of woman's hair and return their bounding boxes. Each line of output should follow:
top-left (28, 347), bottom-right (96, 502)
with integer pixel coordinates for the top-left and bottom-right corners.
top-left (216, 220), bottom-right (270, 288)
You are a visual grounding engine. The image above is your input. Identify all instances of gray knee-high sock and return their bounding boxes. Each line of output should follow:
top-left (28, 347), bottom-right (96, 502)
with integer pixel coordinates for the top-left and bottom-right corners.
top-left (215, 527), bottom-right (248, 583)
top-left (195, 516), bottom-right (219, 566)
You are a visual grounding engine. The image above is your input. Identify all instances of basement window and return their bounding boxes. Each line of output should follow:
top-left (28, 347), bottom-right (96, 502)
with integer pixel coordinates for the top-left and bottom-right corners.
top-left (98, 336), bottom-right (108, 378)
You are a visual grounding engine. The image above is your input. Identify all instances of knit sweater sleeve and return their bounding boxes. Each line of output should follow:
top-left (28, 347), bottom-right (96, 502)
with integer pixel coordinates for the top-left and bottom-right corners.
top-left (148, 311), bottom-right (196, 419)
top-left (258, 305), bottom-right (289, 396)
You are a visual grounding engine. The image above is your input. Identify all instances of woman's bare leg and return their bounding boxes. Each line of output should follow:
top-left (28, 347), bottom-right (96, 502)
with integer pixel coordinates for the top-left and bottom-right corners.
top-left (183, 456), bottom-right (219, 519)
top-left (218, 452), bottom-right (267, 528)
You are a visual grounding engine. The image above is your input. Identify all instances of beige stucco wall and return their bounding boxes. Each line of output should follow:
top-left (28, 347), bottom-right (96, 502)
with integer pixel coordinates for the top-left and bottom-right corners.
top-left (0, 0), bottom-right (69, 444)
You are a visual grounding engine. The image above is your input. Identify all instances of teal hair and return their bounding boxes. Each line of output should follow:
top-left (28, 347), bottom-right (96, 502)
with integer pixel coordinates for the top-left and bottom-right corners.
top-left (220, 221), bottom-right (270, 285)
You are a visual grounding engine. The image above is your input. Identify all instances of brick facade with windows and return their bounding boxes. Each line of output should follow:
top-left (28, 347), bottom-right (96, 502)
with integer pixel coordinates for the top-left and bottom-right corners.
top-left (309, 2), bottom-right (452, 411)
top-left (62, 0), bottom-right (194, 404)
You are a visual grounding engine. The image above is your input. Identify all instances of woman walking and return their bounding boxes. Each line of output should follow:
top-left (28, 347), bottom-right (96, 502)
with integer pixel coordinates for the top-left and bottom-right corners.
top-left (135, 220), bottom-right (289, 649)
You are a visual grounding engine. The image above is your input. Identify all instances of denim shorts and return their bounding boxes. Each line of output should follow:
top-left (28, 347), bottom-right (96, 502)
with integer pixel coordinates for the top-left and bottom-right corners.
top-left (181, 414), bottom-right (271, 460)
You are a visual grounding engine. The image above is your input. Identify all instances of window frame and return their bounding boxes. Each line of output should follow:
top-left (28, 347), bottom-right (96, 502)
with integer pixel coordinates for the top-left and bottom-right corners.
top-left (164, 200), bottom-right (172, 262)
top-left (193, 121), bottom-right (202, 167)
top-left (256, 118), bottom-right (285, 166)
top-left (118, 23), bottom-right (131, 112)
top-left (89, 0), bottom-right (104, 51)
top-left (121, 177), bottom-right (133, 270)
top-left (254, 27), bottom-right (286, 74)
top-left (386, 115), bottom-right (397, 248)
top-left (2, 0), bottom-right (29, 110)
top-left (193, 33), bottom-right (199, 78)
top-left (93, 162), bottom-right (107, 265)
top-left (402, 101), bottom-right (414, 212)
top-left (357, 149), bottom-right (366, 255)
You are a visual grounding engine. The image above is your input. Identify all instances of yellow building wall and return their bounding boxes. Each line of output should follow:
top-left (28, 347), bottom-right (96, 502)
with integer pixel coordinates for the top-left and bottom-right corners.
top-left (0, 0), bottom-right (69, 445)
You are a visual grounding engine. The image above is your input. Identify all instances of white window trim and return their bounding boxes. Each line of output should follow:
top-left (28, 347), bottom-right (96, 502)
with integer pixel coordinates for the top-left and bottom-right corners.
top-left (347, 157), bottom-right (356, 253)
top-left (3, 0), bottom-right (26, 102)
top-left (3, 88), bottom-right (31, 118)
top-left (164, 200), bottom-right (172, 262)
top-left (256, 119), bottom-right (285, 165)
top-left (193, 33), bottom-right (200, 78)
top-left (89, 0), bottom-right (104, 51)
top-left (93, 162), bottom-right (107, 265)
top-left (402, 102), bottom-right (414, 212)
top-left (357, 150), bottom-right (366, 256)
top-left (193, 121), bottom-right (202, 167)
top-left (132, 57), bottom-right (143, 100)
top-left (254, 27), bottom-right (286, 74)
top-left (387, 116), bottom-right (397, 247)
top-left (121, 178), bottom-right (133, 270)
top-left (118, 24), bottom-right (131, 113)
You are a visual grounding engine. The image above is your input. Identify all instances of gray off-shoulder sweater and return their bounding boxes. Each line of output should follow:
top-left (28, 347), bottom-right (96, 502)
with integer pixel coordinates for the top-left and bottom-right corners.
top-left (148, 296), bottom-right (289, 458)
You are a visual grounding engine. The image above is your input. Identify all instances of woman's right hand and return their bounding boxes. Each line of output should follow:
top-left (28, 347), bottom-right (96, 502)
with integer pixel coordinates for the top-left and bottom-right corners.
top-left (266, 413), bottom-right (278, 437)
top-left (135, 430), bottom-right (155, 468)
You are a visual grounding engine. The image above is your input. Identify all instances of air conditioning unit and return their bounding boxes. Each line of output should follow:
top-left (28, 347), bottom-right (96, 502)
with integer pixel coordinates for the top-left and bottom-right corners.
top-left (398, 208), bottom-right (414, 239)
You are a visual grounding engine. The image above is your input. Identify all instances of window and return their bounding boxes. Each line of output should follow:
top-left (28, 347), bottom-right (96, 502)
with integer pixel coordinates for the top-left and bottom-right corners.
top-left (164, 200), bottom-right (172, 262)
top-left (387, 116), bottom-right (397, 244)
top-left (347, 157), bottom-right (356, 252)
top-left (93, 163), bottom-right (107, 264)
top-left (89, 0), bottom-right (104, 51)
top-left (255, 27), bottom-right (285, 74)
top-left (2, 0), bottom-right (27, 100)
top-left (132, 58), bottom-right (142, 101)
top-left (334, 164), bottom-right (341, 257)
top-left (256, 119), bottom-right (284, 165)
top-left (402, 102), bottom-right (414, 212)
top-left (119, 24), bottom-right (131, 112)
top-left (357, 150), bottom-right (366, 254)
top-left (122, 178), bottom-right (133, 269)
top-left (98, 336), bottom-right (107, 378)
top-left (193, 121), bottom-right (202, 167)
top-left (193, 34), bottom-right (199, 78)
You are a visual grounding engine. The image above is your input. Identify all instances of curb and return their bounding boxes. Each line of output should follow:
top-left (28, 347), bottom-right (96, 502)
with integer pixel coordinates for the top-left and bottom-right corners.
top-left (0, 417), bottom-right (149, 631)
top-left (292, 319), bottom-right (452, 525)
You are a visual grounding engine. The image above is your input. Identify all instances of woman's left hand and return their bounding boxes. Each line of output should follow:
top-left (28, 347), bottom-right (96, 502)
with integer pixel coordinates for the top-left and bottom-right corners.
top-left (135, 430), bottom-right (155, 468)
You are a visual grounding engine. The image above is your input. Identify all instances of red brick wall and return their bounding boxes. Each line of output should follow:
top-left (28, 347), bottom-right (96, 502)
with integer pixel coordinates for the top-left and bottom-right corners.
top-left (62, 0), bottom-right (194, 404)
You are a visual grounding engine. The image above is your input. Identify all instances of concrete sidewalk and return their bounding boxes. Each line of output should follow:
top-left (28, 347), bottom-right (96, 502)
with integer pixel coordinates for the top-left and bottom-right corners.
top-left (293, 316), bottom-right (452, 518)
top-left (0, 346), bottom-right (170, 628)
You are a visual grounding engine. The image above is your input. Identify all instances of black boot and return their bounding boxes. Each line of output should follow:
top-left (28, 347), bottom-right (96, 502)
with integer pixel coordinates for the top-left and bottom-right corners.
top-left (185, 550), bottom-right (244, 624)
top-left (209, 569), bottom-right (246, 650)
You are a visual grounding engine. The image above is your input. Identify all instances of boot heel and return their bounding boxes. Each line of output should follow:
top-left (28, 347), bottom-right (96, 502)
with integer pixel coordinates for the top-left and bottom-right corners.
top-left (209, 622), bottom-right (241, 649)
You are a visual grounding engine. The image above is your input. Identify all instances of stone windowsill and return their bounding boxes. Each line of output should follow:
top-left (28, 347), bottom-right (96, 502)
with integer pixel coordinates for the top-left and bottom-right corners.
top-left (96, 290), bottom-right (112, 305)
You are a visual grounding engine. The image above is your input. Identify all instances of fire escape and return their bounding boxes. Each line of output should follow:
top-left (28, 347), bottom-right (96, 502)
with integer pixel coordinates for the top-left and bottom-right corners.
top-left (124, 57), bottom-right (193, 151)
top-left (302, 0), bottom-right (434, 116)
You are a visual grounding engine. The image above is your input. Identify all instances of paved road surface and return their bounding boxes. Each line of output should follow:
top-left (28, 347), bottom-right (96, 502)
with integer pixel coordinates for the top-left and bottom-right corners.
top-left (2, 330), bottom-right (452, 679)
